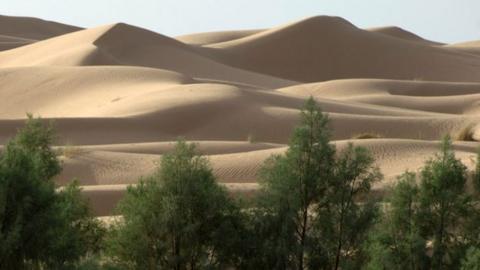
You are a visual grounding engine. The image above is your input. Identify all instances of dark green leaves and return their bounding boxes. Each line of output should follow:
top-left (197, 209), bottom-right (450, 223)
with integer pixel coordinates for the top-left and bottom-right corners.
top-left (0, 116), bottom-right (101, 269)
top-left (107, 141), bottom-right (243, 270)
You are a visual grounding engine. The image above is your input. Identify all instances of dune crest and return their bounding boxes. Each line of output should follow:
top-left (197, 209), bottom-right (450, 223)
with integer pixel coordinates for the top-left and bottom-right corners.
top-left (368, 26), bottom-right (443, 45)
top-left (200, 16), bottom-right (480, 83)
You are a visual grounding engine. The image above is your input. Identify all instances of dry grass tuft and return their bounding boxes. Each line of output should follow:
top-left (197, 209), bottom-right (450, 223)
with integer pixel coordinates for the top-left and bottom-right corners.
top-left (351, 132), bottom-right (384, 140)
top-left (58, 143), bottom-right (86, 158)
top-left (247, 132), bottom-right (257, 144)
top-left (453, 124), bottom-right (477, 142)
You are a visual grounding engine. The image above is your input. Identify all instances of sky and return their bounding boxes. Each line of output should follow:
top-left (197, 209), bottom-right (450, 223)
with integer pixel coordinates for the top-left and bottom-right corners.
top-left (2, 0), bottom-right (480, 43)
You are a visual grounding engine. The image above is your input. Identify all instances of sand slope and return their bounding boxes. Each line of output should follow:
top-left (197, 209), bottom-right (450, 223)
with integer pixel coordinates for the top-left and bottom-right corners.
top-left (0, 15), bottom-right (81, 51)
top-left (447, 40), bottom-right (480, 56)
top-left (0, 23), bottom-right (294, 88)
top-left (1, 15), bottom-right (480, 215)
top-left (368, 26), bottom-right (443, 46)
top-left (201, 16), bottom-right (480, 83)
top-left (61, 139), bottom-right (479, 215)
top-left (176, 29), bottom-right (262, 46)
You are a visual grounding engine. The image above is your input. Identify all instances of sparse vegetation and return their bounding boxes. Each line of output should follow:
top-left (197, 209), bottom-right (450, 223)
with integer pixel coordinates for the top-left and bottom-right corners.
top-left (247, 131), bottom-right (257, 143)
top-left (57, 142), bottom-right (86, 158)
top-left (454, 123), bottom-right (478, 142)
top-left (352, 132), bottom-right (384, 139)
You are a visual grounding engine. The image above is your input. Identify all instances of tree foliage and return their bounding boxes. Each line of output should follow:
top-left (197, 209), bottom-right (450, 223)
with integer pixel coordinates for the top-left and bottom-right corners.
top-left (312, 144), bottom-right (381, 270)
top-left (366, 137), bottom-right (480, 270)
top-left (107, 141), bottom-right (244, 270)
top-left (253, 97), bottom-right (381, 270)
top-left (461, 247), bottom-right (480, 270)
top-left (365, 172), bottom-right (428, 270)
top-left (0, 115), bottom-right (102, 269)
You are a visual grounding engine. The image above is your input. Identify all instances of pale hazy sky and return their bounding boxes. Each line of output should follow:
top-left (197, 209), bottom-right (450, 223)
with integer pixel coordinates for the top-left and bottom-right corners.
top-left (2, 0), bottom-right (480, 43)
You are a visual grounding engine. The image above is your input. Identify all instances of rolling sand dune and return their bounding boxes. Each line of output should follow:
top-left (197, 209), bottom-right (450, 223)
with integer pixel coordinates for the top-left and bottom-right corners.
top-left (176, 29), bottom-right (262, 46)
top-left (1, 15), bottom-right (480, 215)
top-left (201, 16), bottom-right (480, 83)
top-left (60, 139), bottom-right (479, 215)
top-left (278, 79), bottom-right (480, 114)
top-left (0, 15), bottom-right (81, 51)
top-left (447, 40), bottom-right (480, 56)
top-left (368, 26), bottom-right (443, 45)
top-left (0, 34), bottom-right (34, 51)
top-left (0, 23), bottom-right (295, 88)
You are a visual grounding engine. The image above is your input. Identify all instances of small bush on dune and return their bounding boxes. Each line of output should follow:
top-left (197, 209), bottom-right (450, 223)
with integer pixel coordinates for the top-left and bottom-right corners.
top-left (352, 132), bottom-right (384, 140)
top-left (58, 142), bottom-right (86, 158)
top-left (454, 123), bottom-right (477, 142)
top-left (247, 132), bottom-right (257, 143)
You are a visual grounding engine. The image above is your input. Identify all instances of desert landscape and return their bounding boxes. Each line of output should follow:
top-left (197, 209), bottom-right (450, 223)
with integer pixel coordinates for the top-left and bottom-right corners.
top-left (1, 14), bottom-right (480, 218)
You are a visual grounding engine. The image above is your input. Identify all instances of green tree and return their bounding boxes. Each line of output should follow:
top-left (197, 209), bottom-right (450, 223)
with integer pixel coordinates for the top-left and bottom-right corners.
top-left (46, 180), bottom-right (106, 269)
top-left (253, 97), bottom-right (335, 269)
top-left (418, 137), bottom-right (475, 269)
top-left (0, 115), bottom-right (102, 269)
top-left (365, 172), bottom-right (428, 270)
top-left (366, 136), bottom-right (480, 270)
top-left (107, 141), bottom-right (243, 270)
top-left (254, 98), bottom-right (380, 269)
top-left (312, 144), bottom-right (381, 270)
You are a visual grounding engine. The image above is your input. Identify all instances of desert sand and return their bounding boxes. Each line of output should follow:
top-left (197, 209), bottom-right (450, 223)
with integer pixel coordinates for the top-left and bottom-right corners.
top-left (1, 15), bottom-right (480, 216)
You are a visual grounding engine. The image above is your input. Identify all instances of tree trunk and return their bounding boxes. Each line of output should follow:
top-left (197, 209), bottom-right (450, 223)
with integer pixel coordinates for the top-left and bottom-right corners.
top-left (433, 206), bottom-right (446, 269)
top-left (334, 220), bottom-right (344, 270)
top-left (298, 207), bottom-right (308, 270)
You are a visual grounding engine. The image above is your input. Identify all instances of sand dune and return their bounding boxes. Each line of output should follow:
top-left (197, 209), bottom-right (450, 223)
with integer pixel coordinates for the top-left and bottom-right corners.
top-left (59, 139), bottom-right (478, 215)
top-left (278, 79), bottom-right (480, 114)
top-left (2, 71), bottom-right (473, 147)
top-left (0, 15), bottom-right (81, 51)
top-left (201, 16), bottom-right (480, 83)
top-left (0, 15), bottom-right (81, 39)
top-left (0, 66), bottom-right (193, 118)
top-left (177, 24), bottom-right (443, 47)
top-left (0, 23), bottom-right (294, 88)
top-left (446, 40), bottom-right (480, 56)
top-left (0, 34), bottom-right (35, 51)
top-left (176, 29), bottom-right (262, 46)
top-left (1, 15), bottom-right (480, 215)
top-left (368, 26), bottom-right (443, 45)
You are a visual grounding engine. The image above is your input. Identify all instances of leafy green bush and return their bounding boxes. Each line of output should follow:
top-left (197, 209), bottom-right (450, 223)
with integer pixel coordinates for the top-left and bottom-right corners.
top-left (106, 141), bottom-right (244, 269)
top-left (252, 97), bottom-right (381, 269)
top-left (0, 115), bottom-right (103, 269)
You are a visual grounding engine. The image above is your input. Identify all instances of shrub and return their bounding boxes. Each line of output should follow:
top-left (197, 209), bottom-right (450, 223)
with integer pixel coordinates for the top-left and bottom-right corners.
top-left (59, 143), bottom-right (86, 158)
top-left (106, 141), bottom-right (244, 269)
top-left (454, 123), bottom-right (477, 142)
top-left (352, 132), bottom-right (384, 140)
top-left (247, 132), bottom-right (257, 143)
top-left (253, 97), bottom-right (381, 269)
top-left (0, 115), bottom-right (103, 268)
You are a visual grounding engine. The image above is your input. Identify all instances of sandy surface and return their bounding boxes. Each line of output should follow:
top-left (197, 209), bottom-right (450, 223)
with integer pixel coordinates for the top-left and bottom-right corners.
top-left (1, 15), bottom-right (480, 215)
top-left (0, 15), bottom-right (81, 51)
